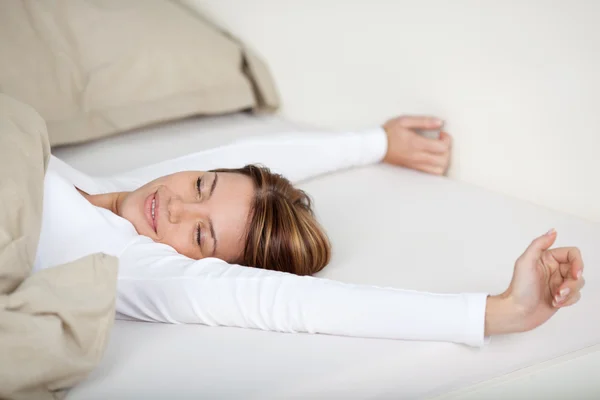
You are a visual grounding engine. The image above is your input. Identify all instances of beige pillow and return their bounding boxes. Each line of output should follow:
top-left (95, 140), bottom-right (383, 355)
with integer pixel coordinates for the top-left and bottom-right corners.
top-left (0, 0), bottom-right (280, 147)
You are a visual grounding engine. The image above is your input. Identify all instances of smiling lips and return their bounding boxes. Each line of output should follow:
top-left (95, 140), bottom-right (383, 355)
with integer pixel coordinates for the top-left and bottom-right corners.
top-left (145, 191), bottom-right (158, 234)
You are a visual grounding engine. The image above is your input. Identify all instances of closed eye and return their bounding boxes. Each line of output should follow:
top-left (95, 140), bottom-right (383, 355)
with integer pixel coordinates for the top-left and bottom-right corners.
top-left (196, 176), bottom-right (203, 198)
top-left (196, 224), bottom-right (202, 247)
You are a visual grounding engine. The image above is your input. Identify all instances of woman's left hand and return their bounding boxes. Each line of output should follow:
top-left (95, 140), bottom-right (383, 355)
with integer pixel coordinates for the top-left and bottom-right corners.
top-left (506, 229), bottom-right (585, 332)
top-left (382, 115), bottom-right (451, 175)
top-left (485, 229), bottom-right (586, 336)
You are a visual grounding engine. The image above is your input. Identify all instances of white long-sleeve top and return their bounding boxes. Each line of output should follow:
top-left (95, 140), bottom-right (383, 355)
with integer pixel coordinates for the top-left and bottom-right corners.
top-left (35, 127), bottom-right (488, 347)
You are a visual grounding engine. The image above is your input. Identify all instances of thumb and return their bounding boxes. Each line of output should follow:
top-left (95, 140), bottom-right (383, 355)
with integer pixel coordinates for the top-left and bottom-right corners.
top-left (524, 229), bottom-right (558, 258)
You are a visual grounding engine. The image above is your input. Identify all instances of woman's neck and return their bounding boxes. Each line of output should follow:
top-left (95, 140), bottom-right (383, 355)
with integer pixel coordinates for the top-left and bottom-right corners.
top-left (77, 188), bottom-right (128, 216)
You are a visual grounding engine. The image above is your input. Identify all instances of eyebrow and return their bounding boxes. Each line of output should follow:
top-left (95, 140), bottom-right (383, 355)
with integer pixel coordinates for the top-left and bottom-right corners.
top-left (208, 172), bottom-right (219, 256)
top-left (209, 172), bottom-right (218, 199)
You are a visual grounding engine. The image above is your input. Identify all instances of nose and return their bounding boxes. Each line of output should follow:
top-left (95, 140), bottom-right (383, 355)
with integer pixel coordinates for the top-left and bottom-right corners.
top-left (168, 197), bottom-right (207, 224)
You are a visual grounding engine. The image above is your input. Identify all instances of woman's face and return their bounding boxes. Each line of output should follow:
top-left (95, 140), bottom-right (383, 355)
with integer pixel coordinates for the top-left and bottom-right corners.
top-left (119, 171), bottom-right (254, 262)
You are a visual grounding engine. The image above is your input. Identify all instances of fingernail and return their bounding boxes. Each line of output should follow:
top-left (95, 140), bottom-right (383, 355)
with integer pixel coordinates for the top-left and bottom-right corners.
top-left (577, 270), bottom-right (583, 280)
top-left (434, 118), bottom-right (444, 126)
top-left (555, 295), bottom-right (564, 303)
top-left (546, 228), bottom-right (556, 236)
top-left (560, 288), bottom-right (570, 297)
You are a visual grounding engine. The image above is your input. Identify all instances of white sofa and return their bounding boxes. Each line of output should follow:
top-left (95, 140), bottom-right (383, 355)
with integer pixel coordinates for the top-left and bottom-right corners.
top-left (56, 2), bottom-right (600, 397)
top-left (58, 114), bottom-right (600, 399)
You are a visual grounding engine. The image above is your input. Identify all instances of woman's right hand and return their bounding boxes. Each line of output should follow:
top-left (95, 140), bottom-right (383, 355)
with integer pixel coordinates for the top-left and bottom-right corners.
top-left (382, 116), bottom-right (452, 175)
top-left (485, 229), bottom-right (586, 336)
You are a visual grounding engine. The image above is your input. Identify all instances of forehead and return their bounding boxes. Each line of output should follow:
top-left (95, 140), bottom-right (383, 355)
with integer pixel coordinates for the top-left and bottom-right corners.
top-left (210, 172), bottom-right (255, 261)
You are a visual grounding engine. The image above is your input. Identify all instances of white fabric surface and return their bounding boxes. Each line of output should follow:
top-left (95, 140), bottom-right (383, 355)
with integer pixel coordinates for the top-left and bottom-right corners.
top-left (33, 167), bottom-right (138, 272)
top-left (58, 114), bottom-right (600, 399)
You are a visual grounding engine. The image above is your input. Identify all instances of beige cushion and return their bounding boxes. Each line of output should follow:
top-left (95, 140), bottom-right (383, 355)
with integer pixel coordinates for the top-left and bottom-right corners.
top-left (0, 0), bottom-right (280, 146)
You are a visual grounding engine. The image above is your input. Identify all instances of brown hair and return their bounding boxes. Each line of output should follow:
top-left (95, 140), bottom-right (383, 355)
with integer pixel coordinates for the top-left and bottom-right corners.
top-left (211, 165), bottom-right (331, 275)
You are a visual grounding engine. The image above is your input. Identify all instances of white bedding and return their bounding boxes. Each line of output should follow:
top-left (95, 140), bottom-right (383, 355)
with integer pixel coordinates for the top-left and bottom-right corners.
top-left (57, 114), bottom-right (600, 399)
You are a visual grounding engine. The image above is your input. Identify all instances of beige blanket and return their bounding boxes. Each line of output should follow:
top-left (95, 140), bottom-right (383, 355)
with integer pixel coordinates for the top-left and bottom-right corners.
top-left (0, 94), bottom-right (118, 400)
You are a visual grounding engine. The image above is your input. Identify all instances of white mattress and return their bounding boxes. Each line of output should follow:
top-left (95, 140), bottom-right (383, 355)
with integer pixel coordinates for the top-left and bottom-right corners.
top-left (56, 114), bottom-right (600, 399)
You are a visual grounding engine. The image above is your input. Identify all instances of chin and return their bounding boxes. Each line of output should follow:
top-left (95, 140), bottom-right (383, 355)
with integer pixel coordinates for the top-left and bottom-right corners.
top-left (126, 217), bottom-right (143, 236)
top-left (120, 209), bottom-right (148, 238)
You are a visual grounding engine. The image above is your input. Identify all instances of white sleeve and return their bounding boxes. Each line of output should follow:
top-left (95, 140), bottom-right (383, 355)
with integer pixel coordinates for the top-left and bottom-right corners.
top-left (112, 128), bottom-right (388, 186)
top-left (116, 238), bottom-right (489, 347)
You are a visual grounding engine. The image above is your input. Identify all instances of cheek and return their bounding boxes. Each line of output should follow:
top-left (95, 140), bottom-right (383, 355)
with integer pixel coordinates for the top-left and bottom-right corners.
top-left (119, 193), bottom-right (146, 234)
top-left (218, 204), bottom-right (252, 258)
top-left (158, 224), bottom-right (200, 259)
top-left (121, 192), bottom-right (140, 218)
top-left (121, 185), bottom-right (156, 232)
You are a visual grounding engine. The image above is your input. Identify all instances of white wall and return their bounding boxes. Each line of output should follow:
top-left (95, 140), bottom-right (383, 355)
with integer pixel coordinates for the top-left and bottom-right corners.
top-left (184, 0), bottom-right (600, 222)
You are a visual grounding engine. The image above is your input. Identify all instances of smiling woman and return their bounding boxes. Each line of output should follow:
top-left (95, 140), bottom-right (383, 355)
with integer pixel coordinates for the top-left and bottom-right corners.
top-left (36, 115), bottom-right (586, 348)
top-left (82, 165), bottom-right (330, 275)
top-left (119, 170), bottom-right (254, 262)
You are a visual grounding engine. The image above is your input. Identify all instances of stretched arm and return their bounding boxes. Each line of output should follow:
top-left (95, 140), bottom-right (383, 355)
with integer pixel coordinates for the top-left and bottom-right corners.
top-left (113, 128), bottom-right (387, 187)
top-left (116, 230), bottom-right (585, 347)
top-left (117, 237), bottom-right (488, 347)
top-left (111, 115), bottom-right (452, 189)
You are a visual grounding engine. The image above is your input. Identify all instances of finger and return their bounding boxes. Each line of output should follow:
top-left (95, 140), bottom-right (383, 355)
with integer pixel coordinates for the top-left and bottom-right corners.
top-left (548, 247), bottom-right (584, 279)
top-left (554, 291), bottom-right (581, 308)
top-left (524, 229), bottom-right (558, 258)
top-left (549, 269), bottom-right (585, 302)
top-left (559, 263), bottom-right (571, 279)
top-left (397, 116), bottom-right (444, 130)
top-left (548, 267), bottom-right (564, 296)
top-left (415, 151), bottom-right (448, 167)
top-left (415, 135), bottom-right (451, 154)
top-left (414, 163), bottom-right (446, 176)
top-left (440, 132), bottom-right (452, 173)
top-left (542, 249), bottom-right (560, 271)
top-left (542, 250), bottom-right (568, 293)
top-left (558, 262), bottom-right (583, 281)
top-left (439, 131), bottom-right (452, 148)
top-left (552, 277), bottom-right (585, 306)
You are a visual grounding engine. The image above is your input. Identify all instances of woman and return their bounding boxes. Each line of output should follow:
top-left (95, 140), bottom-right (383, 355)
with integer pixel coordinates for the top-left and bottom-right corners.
top-left (36, 115), bottom-right (585, 347)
